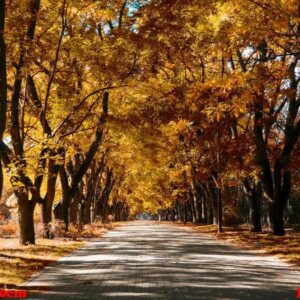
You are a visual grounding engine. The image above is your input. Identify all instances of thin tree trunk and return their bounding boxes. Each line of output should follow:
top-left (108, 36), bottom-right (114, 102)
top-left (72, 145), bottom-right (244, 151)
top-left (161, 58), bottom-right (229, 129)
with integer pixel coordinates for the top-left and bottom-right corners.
top-left (201, 193), bottom-right (208, 223)
top-left (59, 165), bottom-right (71, 230)
top-left (206, 183), bottom-right (218, 225)
top-left (192, 190), bottom-right (202, 223)
top-left (41, 158), bottom-right (60, 238)
top-left (243, 180), bottom-right (262, 232)
top-left (217, 187), bottom-right (222, 233)
top-left (18, 195), bottom-right (35, 245)
top-left (188, 190), bottom-right (196, 223)
top-left (184, 202), bottom-right (187, 224)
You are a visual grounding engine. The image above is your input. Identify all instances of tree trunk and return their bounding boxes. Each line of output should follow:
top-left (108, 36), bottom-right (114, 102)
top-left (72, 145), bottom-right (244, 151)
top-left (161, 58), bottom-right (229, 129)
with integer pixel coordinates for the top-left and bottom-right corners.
top-left (268, 200), bottom-right (285, 236)
top-left (121, 204), bottom-right (129, 221)
top-left (192, 181), bottom-right (203, 223)
top-left (217, 187), bottom-right (222, 233)
top-left (171, 208), bottom-right (175, 222)
top-left (102, 199), bottom-right (109, 223)
top-left (69, 154), bottom-right (82, 223)
top-left (165, 210), bottom-right (169, 221)
top-left (179, 204), bottom-right (184, 222)
top-left (59, 165), bottom-right (71, 230)
top-left (206, 182), bottom-right (218, 224)
top-left (202, 195), bottom-right (208, 223)
top-left (70, 190), bottom-right (80, 223)
top-left (84, 197), bottom-right (92, 224)
top-left (7, 0), bottom-right (41, 246)
top-left (249, 195), bottom-right (262, 233)
top-left (114, 203), bottom-right (119, 221)
top-left (184, 202), bottom-right (187, 224)
top-left (188, 191), bottom-right (196, 223)
top-left (176, 205), bottom-right (182, 222)
top-left (207, 198), bottom-right (214, 224)
top-left (97, 167), bottom-right (114, 223)
top-left (18, 195), bottom-right (35, 245)
top-left (83, 166), bottom-right (94, 224)
top-left (41, 201), bottom-right (52, 238)
top-left (247, 182), bottom-right (262, 233)
top-left (41, 158), bottom-right (60, 238)
top-left (193, 194), bottom-right (201, 223)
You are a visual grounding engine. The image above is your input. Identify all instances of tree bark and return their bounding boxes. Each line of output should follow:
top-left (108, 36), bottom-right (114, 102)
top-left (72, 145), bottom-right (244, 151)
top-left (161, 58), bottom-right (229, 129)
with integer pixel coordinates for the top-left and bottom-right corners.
top-left (41, 158), bottom-right (60, 238)
top-left (183, 202), bottom-right (187, 224)
top-left (188, 190), bottom-right (196, 223)
top-left (243, 179), bottom-right (262, 232)
top-left (202, 194), bottom-right (208, 223)
top-left (18, 195), bottom-right (35, 245)
top-left (59, 164), bottom-right (71, 230)
top-left (99, 168), bottom-right (115, 223)
top-left (193, 181), bottom-right (203, 223)
top-left (206, 182), bottom-right (218, 225)
top-left (268, 200), bottom-right (285, 236)
top-left (249, 193), bottom-right (262, 232)
top-left (217, 187), bottom-right (222, 233)
top-left (69, 154), bottom-right (82, 223)
top-left (84, 158), bottom-right (106, 223)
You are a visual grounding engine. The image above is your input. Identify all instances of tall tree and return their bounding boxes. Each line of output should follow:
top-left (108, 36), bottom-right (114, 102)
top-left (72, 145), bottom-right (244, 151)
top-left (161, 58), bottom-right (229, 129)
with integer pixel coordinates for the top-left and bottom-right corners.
top-left (0, 0), bottom-right (7, 198)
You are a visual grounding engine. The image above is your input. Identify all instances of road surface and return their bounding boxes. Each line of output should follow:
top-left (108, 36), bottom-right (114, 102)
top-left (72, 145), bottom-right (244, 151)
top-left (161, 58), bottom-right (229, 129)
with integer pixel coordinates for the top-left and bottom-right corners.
top-left (25, 222), bottom-right (300, 299)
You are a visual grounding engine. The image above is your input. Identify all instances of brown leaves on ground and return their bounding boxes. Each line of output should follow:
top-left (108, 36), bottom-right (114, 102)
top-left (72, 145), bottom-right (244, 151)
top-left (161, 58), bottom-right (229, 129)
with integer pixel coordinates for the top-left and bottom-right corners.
top-left (0, 238), bottom-right (83, 288)
top-left (0, 220), bottom-right (125, 288)
top-left (181, 223), bottom-right (300, 267)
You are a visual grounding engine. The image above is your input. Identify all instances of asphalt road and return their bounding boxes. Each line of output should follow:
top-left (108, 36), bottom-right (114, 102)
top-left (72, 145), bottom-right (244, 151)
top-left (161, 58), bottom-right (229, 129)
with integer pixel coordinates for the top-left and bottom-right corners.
top-left (25, 222), bottom-right (300, 299)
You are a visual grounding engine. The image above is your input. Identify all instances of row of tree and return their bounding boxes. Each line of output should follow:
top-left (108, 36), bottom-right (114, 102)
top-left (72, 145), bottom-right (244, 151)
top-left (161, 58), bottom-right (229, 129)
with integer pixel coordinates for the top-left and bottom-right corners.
top-left (120, 0), bottom-right (300, 236)
top-left (0, 0), bottom-right (138, 244)
top-left (1, 0), bottom-right (300, 245)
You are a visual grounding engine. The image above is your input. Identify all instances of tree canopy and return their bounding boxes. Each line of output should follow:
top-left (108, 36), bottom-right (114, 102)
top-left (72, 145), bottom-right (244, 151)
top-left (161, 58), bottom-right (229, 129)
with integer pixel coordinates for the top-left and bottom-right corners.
top-left (1, 0), bottom-right (300, 244)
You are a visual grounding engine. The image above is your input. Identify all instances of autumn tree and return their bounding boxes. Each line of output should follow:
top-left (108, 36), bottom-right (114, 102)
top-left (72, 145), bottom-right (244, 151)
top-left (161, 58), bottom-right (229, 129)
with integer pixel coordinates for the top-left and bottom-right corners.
top-left (0, 0), bottom-right (7, 199)
top-left (0, 0), bottom-right (139, 244)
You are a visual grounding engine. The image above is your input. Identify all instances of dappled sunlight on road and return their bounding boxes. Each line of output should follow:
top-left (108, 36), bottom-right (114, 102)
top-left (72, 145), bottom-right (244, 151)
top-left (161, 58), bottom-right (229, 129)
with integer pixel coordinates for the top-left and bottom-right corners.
top-left (25, 222), bottom-right (300, 299)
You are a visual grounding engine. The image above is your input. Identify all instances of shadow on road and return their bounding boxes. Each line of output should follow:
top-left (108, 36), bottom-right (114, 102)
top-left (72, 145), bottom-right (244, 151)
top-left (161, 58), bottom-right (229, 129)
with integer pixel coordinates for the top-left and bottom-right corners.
top-left (25, 222), bottom-right (300, 300)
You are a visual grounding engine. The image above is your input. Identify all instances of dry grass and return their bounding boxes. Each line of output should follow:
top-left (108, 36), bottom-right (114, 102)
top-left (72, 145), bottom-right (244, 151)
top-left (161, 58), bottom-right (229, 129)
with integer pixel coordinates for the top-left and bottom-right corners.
top-left (0, 221), bottom-right (19, 238)
top-left (180, 223), bottom-right (300, 267)
top-left (51, 221), bottom-right (106, 240)
top-left (0, 220), bottom-right (126, 288)
top-left (0, 238), bottom-right (83, 288)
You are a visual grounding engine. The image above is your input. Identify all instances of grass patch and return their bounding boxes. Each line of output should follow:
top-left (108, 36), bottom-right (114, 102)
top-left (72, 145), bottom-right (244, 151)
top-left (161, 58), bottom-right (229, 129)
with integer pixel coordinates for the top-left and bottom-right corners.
top-left (0, 238), bottom-right (83, 288)
top-left (181, 223), bottom-right (300, 267)
top-left (0, 220), bottom-right (126, 288)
